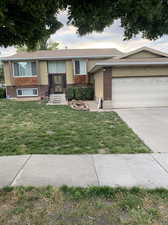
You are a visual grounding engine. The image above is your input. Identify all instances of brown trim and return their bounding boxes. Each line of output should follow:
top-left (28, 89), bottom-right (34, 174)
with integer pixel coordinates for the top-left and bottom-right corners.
top-left (103, 68), bottom-right (112, 100)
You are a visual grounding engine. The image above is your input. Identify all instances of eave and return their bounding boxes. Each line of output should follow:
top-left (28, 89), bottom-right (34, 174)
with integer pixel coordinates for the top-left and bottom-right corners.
top-left (89, 61), bottom-right (168, 74)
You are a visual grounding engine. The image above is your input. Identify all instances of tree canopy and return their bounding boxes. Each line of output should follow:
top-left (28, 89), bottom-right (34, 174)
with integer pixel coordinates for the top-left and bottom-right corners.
top-left (0, 0), bottom-right (62, 48)
top-left (0, 0), bottom-right (168, 47)
top-left (16, 40), bottom-right (59, 52)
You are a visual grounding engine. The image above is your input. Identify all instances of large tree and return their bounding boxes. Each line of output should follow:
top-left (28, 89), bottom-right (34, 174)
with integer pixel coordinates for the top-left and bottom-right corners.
top-left (0, 0), bottom-right (63, 48)
top-left (16, 39), bottom-right (59, 52)
top-left (0, 0), bottom-right (168, 48)
top-left (65, 0), bottom-right (168, 40)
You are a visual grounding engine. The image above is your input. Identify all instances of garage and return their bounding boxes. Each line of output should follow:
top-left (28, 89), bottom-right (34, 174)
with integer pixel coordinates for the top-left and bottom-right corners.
top-left (112, 76), bottom-right (168, 108)
top-left (90, 47), bottom-right (168, 109)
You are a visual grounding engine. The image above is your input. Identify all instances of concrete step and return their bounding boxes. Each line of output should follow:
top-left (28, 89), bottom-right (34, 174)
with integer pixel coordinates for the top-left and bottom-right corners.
top-left (48, 93), bottom-right (68, 105)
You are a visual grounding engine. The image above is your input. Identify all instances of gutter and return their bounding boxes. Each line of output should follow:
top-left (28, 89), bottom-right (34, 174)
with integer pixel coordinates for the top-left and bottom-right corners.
top-left (0, 54), bottom-right (119, 61)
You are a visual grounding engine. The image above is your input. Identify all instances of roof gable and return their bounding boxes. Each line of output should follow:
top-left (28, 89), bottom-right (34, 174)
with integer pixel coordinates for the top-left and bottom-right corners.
top-left (119, 47), bottom-right (168, 59)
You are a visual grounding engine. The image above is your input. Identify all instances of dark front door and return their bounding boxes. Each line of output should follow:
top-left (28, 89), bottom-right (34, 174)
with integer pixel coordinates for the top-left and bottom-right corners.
top-left (49, 74), bottom-right (65, 94)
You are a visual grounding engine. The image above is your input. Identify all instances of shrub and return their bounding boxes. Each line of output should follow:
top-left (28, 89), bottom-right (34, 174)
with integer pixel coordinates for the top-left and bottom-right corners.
top-left (74, 87), bottom-right (82, 100)
top-left (66, 87), bottom-right (75, 100)
top-left (84, 87), bottom-right (94, 100)
top-left (66, 86), bottom-right (94, 101)
top-left (0, 87), bottom-right (6, 98)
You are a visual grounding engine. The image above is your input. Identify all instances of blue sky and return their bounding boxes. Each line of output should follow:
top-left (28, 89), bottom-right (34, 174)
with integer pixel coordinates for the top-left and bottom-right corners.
top-left (1, 11), bottom-right (168, 56)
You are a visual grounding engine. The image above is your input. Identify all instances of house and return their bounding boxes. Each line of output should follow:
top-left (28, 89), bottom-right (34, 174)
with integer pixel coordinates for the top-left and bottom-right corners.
top-left (2, 47), bottom-right (168, 108)
top-left (1, 48), bottom-right (122, 103)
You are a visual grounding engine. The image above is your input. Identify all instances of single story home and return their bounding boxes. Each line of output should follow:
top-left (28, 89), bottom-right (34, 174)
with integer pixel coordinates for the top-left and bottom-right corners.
top-left (2, 46), bottom-right (168, 108)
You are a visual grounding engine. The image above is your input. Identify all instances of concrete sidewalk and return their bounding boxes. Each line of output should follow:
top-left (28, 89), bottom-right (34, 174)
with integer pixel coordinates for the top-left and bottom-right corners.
top-left (1, 154), bottom-right (168, 188)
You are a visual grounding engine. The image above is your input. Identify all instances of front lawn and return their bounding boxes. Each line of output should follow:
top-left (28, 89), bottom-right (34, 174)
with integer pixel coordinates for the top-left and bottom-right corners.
top-left (0, 186), bottom-right (168, 225)
top-left (0, 100), bottom-right (150, 155)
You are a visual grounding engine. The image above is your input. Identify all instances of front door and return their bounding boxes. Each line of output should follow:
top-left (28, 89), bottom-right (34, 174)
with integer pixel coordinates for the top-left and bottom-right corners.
top-left (49, 74), bottom-right (64, 94)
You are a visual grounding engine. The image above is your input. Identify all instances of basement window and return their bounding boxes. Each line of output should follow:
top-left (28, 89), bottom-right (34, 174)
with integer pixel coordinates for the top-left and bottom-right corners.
top-left (16, 88), bottom-right (38, 97)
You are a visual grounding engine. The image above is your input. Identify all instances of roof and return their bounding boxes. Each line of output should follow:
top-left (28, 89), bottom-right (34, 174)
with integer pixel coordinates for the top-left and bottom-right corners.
top-left (118, 47), bottom-right (168, 59)
top-left (89, 47), bottom-right (168, 73)
top-left (90, 57), bottom-right (168, 73)
top-left (1, 48), bottom-right (123, 61)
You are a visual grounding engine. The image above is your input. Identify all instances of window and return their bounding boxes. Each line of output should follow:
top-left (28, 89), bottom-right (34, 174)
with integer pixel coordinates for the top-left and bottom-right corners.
top-left (74, 60), bottom-right (87, 75)
top-left (48, 61), bottom-right (65, 73)
top-left (16, 88), bottom-right (38, 97)
top-left (13, 62), bottom-right (36, 77)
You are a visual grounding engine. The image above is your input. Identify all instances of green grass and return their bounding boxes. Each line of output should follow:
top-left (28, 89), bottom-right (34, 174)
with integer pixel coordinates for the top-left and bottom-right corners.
top-left (0, 186), bottom-right (168, 225)
top-left (0, 100), bottom-right (150, 155)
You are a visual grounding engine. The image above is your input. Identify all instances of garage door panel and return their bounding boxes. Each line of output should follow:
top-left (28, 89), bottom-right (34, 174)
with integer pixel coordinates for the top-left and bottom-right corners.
top-left (112, 77), bottom-right (168, 108)
top-left (113, 91), bottom-right (168, 98)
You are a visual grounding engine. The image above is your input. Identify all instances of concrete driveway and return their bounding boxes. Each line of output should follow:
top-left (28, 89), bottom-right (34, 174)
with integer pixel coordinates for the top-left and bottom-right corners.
top-left (115, 107), bottom-right (168, 153)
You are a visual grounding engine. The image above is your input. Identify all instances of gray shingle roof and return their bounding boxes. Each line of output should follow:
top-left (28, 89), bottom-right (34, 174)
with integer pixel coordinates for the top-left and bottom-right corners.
top-left (2, 48), bottom-right (123, 61)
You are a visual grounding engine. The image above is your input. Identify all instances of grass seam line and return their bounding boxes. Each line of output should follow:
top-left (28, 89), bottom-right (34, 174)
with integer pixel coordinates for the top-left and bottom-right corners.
top-left (10, 155), bottom-right (32, 186)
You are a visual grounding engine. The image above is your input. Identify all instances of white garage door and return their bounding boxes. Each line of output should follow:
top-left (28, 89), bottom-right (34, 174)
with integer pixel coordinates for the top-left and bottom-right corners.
top-left (112, 77), bottom-right (168, 108)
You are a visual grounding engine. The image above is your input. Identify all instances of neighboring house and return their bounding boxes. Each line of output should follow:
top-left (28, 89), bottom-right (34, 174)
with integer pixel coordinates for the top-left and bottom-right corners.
top-left (2, 47), bottom-right (168, 108)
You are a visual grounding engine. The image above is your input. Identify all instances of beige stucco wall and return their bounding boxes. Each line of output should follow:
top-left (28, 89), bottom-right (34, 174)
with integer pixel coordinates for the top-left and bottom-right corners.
top-left (94, 70), bottom-right (104, 99)
top-left (112, 65), bottom-right (168, 77)
top-left (3, 62), bottom-right (12, 86)
top-left (66, 61), bottom-right (74, 84)
top-left (124, 50), bottom-right (162, 59)
top-left (39, 61), bottom-right (48, 85)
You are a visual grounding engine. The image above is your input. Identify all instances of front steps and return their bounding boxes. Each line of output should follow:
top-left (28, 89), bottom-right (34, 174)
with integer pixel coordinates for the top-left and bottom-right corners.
top-left (47, 94), bottom-right (68, 105)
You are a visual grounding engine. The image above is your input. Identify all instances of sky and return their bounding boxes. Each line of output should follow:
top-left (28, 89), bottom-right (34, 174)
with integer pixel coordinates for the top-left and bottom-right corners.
top-left (1, 11), bottom-right (168, 56)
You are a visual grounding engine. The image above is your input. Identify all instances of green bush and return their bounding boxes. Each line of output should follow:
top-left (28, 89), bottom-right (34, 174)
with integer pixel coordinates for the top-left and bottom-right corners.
top-left (84, 87), bottom-right (94, 100)
top-left (66, 87), bottom-right (75, 100)
top-left (66, 86), bottom-right (94, 100)
top-left (75, 87), bottom-right (82, 100)
top-left (0, 88), bottom-right (6, 98)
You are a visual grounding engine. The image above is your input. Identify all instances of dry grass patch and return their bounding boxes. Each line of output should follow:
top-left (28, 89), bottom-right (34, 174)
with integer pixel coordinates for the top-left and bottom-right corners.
top-left (0, 186), bottom-right (168, 225)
